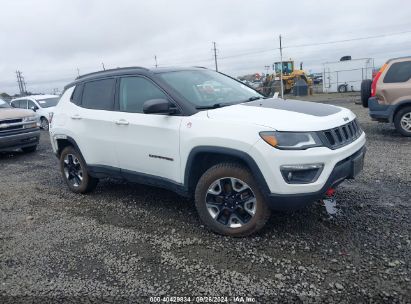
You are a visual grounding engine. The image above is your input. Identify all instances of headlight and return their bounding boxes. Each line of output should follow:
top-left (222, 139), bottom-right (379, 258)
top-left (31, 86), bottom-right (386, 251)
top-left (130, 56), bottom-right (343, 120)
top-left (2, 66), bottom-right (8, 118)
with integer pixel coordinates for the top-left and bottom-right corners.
top-left (23, 115), bottom-right (39, 128)
top-left (259, 131), bottom-right (323, 150)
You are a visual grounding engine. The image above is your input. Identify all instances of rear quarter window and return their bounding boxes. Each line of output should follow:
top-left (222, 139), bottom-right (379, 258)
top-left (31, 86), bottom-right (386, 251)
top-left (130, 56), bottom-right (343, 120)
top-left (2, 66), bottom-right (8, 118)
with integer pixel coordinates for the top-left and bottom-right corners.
top-left (81, 79), bottom-right (116, 110)
top-left (383, 61), bottom-right (411, 83)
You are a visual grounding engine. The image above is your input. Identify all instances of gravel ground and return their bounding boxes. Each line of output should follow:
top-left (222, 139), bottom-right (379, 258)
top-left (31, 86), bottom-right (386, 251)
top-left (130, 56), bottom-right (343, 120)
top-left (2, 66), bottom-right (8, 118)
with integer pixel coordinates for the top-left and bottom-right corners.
top-left (1, 100), bottom-right (410, 303)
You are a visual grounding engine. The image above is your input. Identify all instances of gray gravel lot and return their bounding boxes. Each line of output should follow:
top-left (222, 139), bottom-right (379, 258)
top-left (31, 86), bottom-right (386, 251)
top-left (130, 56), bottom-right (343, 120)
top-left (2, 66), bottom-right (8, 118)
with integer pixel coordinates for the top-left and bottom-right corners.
top-left (1, 99), bottom-right (410, 303)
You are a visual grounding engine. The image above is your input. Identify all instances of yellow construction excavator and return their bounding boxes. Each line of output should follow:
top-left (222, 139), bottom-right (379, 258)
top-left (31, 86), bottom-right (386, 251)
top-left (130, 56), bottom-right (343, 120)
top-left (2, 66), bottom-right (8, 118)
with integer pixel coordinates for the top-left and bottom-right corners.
top-left (262, 60), bottom-right (312, 96)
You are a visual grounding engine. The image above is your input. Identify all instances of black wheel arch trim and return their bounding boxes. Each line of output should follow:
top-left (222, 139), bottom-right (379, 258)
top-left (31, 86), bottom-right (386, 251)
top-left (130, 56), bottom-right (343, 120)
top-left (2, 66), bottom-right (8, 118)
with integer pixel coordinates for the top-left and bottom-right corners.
top-left (392, 100), bottom-right (411, 121)
top-left (184, 146), bottom-right (271, 196)
top-left (55, 136), bottom-right (84, 159)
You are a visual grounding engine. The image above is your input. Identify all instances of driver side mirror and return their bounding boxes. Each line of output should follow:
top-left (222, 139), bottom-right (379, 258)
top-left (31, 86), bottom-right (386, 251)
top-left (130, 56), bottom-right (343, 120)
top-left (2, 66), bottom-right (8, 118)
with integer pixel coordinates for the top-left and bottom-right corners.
top-left (143, 99), bottom-right (177, 114)
top-left (30, 106), bottom-right (39, 112)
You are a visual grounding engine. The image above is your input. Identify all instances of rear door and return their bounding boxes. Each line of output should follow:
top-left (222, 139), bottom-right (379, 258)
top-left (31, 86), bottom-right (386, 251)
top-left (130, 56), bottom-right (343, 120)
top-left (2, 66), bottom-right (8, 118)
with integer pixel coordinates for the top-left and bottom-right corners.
top-left (113, 75), bottom-right (182, 183)
top-left (69, 78), bottom-right (119, 169)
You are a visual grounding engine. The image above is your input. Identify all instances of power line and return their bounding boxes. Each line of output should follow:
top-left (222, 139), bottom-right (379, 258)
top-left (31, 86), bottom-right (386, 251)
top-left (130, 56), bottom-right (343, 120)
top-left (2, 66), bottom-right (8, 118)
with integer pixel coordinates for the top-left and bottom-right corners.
top-left (218, 29), bottom-right (411, 61)
top-left (284, 30), bottom-right (411, 49)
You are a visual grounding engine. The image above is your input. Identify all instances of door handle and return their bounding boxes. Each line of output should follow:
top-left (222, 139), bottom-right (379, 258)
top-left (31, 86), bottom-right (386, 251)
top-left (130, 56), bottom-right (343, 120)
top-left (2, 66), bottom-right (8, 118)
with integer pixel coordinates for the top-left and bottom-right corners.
top-left (70, 114), bottom-right (82, 120)
top-left (115, 119), bottom-right (129, 126)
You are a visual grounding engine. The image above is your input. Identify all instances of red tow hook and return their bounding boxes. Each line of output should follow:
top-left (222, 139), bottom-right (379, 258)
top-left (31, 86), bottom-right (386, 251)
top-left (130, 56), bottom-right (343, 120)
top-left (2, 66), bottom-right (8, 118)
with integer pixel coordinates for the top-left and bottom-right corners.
top-left (325, 187), bottom-right (336, 197)
top-left (322, 187), bottom-right (340, 217)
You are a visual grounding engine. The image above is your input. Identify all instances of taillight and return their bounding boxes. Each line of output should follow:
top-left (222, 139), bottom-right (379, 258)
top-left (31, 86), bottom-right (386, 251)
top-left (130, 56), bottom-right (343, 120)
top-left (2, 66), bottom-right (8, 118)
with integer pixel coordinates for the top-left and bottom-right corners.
top-left (49, 112), bottom-right (54, 124)
top-left (371, 63), bottom-right (388, 97)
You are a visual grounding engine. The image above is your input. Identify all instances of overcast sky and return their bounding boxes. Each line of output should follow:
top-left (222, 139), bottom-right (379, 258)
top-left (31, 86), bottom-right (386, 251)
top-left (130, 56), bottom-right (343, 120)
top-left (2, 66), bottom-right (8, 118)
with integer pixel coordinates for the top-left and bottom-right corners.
top-left (1, 0), bottom-right (410, 95)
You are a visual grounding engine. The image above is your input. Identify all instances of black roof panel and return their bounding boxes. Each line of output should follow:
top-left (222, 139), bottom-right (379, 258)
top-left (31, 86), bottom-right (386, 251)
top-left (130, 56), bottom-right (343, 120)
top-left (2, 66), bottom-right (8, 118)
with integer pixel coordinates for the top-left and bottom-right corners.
top-left (64, 66), bottom-right (207, 89)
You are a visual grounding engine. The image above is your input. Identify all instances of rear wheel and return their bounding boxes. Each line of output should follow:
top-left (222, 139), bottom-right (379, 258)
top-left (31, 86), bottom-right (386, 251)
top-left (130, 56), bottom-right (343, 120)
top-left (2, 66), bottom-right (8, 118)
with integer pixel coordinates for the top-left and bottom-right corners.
top-left (195, 163), bottom-right (270, 237)
top-left (361, 79), bottom-right (372, 107)
top-left (394, 106), bottom-right (411, 137)
top-left (60, 146), bottom-right (99, 193)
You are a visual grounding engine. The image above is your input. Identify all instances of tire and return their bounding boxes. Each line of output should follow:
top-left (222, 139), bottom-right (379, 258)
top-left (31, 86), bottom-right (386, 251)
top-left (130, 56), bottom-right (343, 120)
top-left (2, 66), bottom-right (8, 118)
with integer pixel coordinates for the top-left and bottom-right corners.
top-left (194, 163), bottom-right (271, 237)
top-left (40, 117), bottom-right (49, 131)
top-left (60, 146), bottom-right (99, 193)
top-left (22, 145), bottom-right (37, 153)
top-left (361, 79), bottom-right (372, 108)
top-left (338, 84), bottom-right (347, 93)
top-left (394, 106), bottom-right (411, 137)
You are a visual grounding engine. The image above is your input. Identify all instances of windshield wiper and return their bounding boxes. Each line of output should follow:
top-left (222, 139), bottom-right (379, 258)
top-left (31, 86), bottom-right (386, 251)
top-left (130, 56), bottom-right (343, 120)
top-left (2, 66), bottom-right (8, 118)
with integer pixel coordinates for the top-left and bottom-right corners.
top-left (195, 97), bottom-right (266, 110)
top-left (248, 96), bottom-right (266, 101)
top-left (239, 96), bottom-right (267, 103)
top-left (195, 102), bottom-right (232, 109)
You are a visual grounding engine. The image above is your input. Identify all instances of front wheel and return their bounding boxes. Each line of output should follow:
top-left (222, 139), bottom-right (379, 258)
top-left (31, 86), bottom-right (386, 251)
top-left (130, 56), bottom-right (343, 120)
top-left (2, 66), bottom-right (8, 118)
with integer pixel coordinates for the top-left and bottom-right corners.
top-left (338, 84), bottom-right (348, 93)
top-left (40, 117), bottom-right (49, 131)
top-left (394, 106), bottom-right (411, 137)
top-left (195, 163), bottom-right (271, 237)
top-left (60, 146), bottom-right (99, 193)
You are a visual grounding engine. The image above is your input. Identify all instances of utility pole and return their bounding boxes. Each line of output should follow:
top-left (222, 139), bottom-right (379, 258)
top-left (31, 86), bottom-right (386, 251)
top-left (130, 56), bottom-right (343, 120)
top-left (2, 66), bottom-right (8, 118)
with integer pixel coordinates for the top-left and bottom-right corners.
top-left (77, 68), bottom-right (80, 77)
top-left (279, 35), bottom-right (284, 99)
top-left (16, 71), bottom-right (23, 95)
top-left (102, 62), bottom-right (106, 70)
top-left (154, 55), bottom-right (158, 68)
top-left (213, 42), bottom-right (218, 72)
top-left (16, 70), bottom-right (27, 96)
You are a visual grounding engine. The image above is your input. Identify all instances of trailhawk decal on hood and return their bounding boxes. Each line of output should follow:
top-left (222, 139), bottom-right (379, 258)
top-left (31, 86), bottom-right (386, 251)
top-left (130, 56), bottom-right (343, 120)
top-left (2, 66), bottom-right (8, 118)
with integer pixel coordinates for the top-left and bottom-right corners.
top-left (242, 99), bottom-right (341, 117)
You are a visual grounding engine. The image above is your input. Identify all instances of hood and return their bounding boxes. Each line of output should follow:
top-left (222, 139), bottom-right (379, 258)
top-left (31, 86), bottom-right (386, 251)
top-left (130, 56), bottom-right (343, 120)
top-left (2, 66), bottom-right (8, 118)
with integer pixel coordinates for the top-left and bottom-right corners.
top-left (206, 98), bottom-right (355, 131)
top-left (0, 108), bottom-right (34, 120)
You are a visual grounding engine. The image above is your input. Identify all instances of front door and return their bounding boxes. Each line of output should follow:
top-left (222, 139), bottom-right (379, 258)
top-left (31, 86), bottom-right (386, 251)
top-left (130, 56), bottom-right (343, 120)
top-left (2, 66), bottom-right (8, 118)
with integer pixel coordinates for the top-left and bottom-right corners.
top-left (113, 76), bottom-right (182, 183)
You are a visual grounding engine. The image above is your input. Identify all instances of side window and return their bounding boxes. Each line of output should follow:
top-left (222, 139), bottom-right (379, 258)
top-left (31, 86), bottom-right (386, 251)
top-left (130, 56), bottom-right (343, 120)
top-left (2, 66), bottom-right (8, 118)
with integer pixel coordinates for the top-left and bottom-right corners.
top-left (119, 77), bottom-right (168, 113)
top-left (11, 100), bottom-right (20, 108)
top-left (383, 61), bottom-right (411, 83)
top-left (15, 100), bottom-right (27, 109)
top-left (81, 79), bottom-right (115, 110)
top-left (71, 84), bottom-right (83, 105)
top-left (27, 100), bottom-right (37, 110)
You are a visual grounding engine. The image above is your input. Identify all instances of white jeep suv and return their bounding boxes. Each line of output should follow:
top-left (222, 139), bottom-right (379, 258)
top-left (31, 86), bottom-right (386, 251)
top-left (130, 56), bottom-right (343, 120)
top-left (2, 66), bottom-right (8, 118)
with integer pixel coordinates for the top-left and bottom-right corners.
top-left (50, 67), bottom-right (366, 236)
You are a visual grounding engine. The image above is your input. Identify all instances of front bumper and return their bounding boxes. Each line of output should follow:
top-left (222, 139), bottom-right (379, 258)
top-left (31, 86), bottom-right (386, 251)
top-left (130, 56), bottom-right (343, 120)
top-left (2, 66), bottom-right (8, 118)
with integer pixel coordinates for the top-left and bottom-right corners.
top-left (266, 146), bottom-right (366, 211)
top-left (0, 129), bottom-right (40, 152)
top-left (368, 97), bottom-right (395, 122)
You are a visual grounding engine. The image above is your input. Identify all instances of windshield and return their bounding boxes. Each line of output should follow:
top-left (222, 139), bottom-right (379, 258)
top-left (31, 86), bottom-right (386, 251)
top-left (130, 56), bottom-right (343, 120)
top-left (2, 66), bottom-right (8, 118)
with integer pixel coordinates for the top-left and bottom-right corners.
top-left (36, 97), bottom-right (59, 108)
top-left (274, 62), bottom-right (293, 74)
top-left (0, 99), bottom-right (10, 108)
top-left (158, 70), bottom-right (263, 107)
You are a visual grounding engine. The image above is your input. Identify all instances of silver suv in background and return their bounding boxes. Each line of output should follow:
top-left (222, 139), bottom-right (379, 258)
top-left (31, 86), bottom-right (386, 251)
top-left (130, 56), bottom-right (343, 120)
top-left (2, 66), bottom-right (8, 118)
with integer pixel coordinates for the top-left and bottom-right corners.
top-left (366, 56), bottom-right (411, 136)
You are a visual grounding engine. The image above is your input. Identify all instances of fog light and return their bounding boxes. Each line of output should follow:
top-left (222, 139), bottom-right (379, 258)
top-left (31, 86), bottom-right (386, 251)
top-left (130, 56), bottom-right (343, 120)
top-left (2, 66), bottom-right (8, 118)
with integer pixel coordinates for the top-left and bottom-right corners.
top-left (280, 163), bottom-right (324, 184)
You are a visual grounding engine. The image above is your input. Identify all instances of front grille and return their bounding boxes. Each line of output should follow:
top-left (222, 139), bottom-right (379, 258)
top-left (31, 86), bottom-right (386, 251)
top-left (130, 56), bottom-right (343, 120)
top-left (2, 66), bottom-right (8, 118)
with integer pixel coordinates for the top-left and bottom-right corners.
top-left (0, 118), bottom-right (24, 135)
top-left (320, 119), bottom-right (362, 149)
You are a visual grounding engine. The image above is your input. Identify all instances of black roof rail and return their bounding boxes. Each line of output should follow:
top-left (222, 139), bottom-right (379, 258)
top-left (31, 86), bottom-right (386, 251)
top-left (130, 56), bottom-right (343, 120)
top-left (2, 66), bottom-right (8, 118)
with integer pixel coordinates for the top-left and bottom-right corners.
top-left (76, 66), bottom-right (149, 80)
top-left (192, 66), bottom-right (208, 69)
